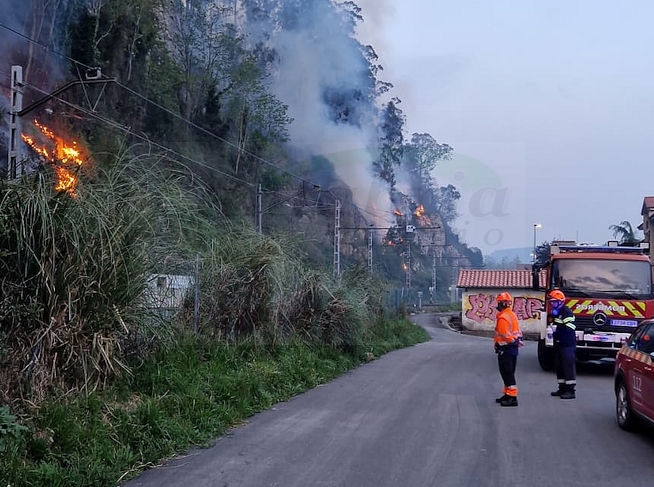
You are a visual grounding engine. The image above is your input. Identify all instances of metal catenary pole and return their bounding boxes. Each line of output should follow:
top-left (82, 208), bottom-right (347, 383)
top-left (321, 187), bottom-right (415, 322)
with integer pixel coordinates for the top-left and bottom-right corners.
top-left (333, 199), bottom-right (341, 279)
top-left (6, 64), bottom-right (115, 179)
top-left (256, 183), bottom-right (262, 237)
top-left (405, 242), bottom-right (411, 290)
top-left (8, 66), bottom-right (24, 179)
top-left (194, 253), bottom-right (200, 334)
top-left (431, 248), bottom-right (437, 302)
top-left (368, 225), bottom-right (373, 275)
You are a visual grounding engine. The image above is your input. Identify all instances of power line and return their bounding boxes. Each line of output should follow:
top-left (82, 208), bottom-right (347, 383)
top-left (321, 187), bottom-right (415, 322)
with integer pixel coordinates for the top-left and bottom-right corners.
top-left (340, 226), bottom-right (441, 230)
top-left (16, 82), bottom-right (345, 216)
top-left (0, 22), bottom-right (321, 189)
top-left (0, 23), bottom-right (416, 228)
top-left (20, 81), bottom-right (258, 188)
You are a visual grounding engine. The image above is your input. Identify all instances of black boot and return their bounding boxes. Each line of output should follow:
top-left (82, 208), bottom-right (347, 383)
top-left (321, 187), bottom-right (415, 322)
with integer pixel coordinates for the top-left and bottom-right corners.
top-left (496, 394), bottom-right (509, 403)
top-left (551, 384), bottom-right (565, 397)
top-left (560, 385), bottom-right (575, 399)
top-left (500, 396), bottom-right (518, 407)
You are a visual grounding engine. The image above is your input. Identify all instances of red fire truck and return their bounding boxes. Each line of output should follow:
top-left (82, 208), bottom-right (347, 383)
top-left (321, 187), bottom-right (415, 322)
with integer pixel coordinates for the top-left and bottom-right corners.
top-left (533, 242), bottom-right (654, 370)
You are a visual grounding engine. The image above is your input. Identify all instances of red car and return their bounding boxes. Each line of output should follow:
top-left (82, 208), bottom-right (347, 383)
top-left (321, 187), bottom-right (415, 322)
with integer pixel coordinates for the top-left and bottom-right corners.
top-left (614, 319), bottom-right (654, 430)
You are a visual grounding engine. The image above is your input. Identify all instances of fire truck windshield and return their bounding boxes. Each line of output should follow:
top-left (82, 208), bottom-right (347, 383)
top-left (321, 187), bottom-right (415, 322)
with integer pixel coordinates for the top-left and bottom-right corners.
top-left (550, 259), bottom-right (653, 300)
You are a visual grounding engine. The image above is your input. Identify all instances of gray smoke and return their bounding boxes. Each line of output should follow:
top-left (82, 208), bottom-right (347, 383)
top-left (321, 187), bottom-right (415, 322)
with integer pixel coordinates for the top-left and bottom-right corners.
top-left (352, 0), bottom-right (394, 54)
top-left (242, 0), bottom-right (396, 222)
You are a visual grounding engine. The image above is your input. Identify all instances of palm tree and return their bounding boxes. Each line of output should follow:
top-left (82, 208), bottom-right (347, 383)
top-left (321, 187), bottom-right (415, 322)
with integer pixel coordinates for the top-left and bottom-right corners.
top-left (609, 221), bottom-right (641, 246)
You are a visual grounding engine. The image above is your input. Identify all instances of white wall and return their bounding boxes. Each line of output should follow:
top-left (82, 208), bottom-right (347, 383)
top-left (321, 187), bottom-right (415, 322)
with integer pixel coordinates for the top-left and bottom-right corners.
top-left (145, 274), bottom-right (192, 309)
top-left (461, 289), bottom-right (546, 334)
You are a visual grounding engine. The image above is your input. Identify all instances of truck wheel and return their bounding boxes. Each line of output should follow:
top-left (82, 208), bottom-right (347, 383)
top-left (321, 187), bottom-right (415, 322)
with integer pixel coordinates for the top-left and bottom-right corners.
top-left (538, 338), bottom-right (555, 371)
top-left (616, 381), bottom-right (636, 431)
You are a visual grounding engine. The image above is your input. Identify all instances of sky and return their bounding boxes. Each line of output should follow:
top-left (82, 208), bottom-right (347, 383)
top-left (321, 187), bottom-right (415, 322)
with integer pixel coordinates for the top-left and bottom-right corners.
top-left (355, 0), bottom-right (654, 255)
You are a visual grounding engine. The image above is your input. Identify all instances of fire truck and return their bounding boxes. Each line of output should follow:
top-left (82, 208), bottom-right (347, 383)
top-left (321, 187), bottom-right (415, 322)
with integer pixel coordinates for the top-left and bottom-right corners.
top-left (533, 242), bottom-right (654, 370)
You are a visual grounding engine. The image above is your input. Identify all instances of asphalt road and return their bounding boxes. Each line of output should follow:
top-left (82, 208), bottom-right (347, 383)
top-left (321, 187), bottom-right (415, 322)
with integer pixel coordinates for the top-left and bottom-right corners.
top-left (123, 314), bottom-right (654, 487)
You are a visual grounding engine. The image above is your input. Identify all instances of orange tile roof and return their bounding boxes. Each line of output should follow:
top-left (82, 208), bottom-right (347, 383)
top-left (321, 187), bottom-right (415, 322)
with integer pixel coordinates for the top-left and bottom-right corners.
top-left (456, 269), bottom-right (547, 289)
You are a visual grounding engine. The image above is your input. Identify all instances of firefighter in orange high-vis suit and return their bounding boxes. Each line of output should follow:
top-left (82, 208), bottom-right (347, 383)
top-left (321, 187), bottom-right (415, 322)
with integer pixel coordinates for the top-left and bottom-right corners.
top-left (494, 292), bottom-right (523, 407)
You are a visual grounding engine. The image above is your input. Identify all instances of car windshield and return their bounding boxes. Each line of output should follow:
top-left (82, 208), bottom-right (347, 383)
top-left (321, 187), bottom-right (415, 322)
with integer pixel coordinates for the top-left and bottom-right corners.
top-left (551, 259), bottom-right (653, 299)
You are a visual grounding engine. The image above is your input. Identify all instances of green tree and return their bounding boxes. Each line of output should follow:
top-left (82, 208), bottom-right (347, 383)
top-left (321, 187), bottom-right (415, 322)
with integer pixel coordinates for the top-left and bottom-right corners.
top-left (609, 220), bottom-right (641, 246)
top-left (374, 97), bottom-right (405, 188)
top-left (534, 241), bottom-right (551, 266)
top-left (432, 184), bottom-right (460, 225)
top-left (404, 133), bottom-right (452, 184)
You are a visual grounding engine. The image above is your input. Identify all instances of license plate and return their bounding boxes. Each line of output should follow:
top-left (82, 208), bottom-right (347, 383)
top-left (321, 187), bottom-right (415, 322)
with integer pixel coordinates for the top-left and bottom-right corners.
top-left (610, 319), bottom-right (638, 327)
top-left (584, 334), bottom-right (612, 342)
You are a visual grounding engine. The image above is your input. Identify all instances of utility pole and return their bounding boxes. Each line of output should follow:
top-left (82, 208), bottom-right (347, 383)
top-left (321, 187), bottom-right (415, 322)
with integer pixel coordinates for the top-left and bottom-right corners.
top-left (431, 248), bottom-right (437, 303)
top-left (451, 263), bottom-right (458, 303)
top-left (5, 64), bottom-right (114, 179)
top-left (256, 183), bottom-right (262, 237)
top-left (194, 253), bottom-right (200, 335)
top-left (405, 242), bottom-right (411, 290)
top-left (333, 199), bottom-right (341, 279)
top-left (368, 225), bottom-right (373, 275)
top-left (8, 66), bottom-right (24, 179)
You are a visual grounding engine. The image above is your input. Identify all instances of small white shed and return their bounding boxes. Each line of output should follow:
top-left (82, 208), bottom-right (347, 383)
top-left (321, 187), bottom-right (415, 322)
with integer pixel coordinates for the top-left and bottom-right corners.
top-left (145, 274), bottom-right (192, 310)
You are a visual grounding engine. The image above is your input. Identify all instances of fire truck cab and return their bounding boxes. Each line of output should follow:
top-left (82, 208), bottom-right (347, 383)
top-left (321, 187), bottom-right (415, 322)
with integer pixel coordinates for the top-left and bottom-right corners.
top-left (533, 242), bottom-right (654, 371)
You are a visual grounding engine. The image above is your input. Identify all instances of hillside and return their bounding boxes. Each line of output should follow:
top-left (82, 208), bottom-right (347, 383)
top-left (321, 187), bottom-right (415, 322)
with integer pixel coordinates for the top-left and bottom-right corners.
top-left (0, 0), bottom-right (481, 299)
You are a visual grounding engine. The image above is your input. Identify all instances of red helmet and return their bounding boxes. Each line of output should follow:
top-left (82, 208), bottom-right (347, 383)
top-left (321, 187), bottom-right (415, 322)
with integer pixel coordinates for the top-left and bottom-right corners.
top-left (497, 292), bottom-right (513, 303)
top-left (548, 290), bottom-right (565, 301)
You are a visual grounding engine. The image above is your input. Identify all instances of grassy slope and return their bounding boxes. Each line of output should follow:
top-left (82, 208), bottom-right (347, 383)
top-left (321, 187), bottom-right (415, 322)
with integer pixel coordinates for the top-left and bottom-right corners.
top-left (1, 317), bottom-right (429, 487)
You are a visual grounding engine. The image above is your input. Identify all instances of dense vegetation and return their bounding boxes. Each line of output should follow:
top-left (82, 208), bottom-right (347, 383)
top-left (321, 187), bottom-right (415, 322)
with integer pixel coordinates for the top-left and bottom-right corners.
top-left (0, 0), bottom-right (477, 484)
top-left (0, 164), bottom-right (429, 484)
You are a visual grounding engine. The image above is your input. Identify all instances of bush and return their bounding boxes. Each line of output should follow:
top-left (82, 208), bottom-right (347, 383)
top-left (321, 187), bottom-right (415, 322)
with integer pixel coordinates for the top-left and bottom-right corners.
top-left (0, 160), bottom-right (217, 404)
top-left (0, 406), bottom-right (27, 453)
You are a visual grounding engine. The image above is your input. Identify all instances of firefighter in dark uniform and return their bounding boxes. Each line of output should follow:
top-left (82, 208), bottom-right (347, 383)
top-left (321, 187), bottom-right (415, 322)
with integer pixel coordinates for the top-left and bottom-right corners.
top-left (548, 290), bottom-right (577, 399)
top-left (494, 292), bottom-right (523, 407)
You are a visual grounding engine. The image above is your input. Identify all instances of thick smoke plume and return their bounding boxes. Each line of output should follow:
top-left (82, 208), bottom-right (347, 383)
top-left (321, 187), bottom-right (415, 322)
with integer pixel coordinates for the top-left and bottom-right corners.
top-left (242, 0), bottom-right (395, 223)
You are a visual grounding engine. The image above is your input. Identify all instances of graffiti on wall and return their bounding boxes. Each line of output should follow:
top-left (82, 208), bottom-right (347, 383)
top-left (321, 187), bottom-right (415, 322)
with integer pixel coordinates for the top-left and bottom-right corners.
top-left (464, 293), bottom-right (544, 323)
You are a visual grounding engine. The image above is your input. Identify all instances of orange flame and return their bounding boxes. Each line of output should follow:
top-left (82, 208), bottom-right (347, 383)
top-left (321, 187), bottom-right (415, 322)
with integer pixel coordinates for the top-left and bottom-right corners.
top-left (394, 209), bottom-right (403, 216)
top-left (402, 263), bottom-right (408, 271)
top-left (21, 119), bottom-right (87, 196)
top-left (414, 205), bottom-right (425, 217)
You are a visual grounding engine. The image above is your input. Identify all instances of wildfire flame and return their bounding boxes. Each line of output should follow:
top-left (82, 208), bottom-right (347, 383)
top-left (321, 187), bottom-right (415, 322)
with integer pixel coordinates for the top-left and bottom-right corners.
top-left (402, 263), bottom-right (408, 271)
top-left (414, 205), bottom-right (425, 217)
top-left (21, 119), bottom-right (86, 196)
top-left (394, 209), bottom-right (403, 216)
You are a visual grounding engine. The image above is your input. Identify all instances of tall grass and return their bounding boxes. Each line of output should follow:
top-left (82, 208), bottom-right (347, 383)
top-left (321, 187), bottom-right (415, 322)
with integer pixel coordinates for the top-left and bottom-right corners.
top-left (185, 232), bottom-right (389, 353)
top-left (0, 316), bottom-right (428, 486)
top-left (0, 160), bottom-right (218, 404)
top-left (0, 158), bottom-right (432, 486)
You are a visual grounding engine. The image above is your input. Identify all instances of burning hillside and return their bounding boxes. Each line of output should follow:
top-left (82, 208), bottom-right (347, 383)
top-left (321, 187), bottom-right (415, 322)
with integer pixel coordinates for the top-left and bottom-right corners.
top-left (21, 119), bottom-right (89, 196)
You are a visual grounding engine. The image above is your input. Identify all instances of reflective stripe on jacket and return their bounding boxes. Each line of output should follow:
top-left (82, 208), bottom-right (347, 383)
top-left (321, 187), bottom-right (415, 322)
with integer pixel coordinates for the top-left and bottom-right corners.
top-left (552, 305), bottom-right (576, 347)
top-left (494, 308), bottom-right (523, 347)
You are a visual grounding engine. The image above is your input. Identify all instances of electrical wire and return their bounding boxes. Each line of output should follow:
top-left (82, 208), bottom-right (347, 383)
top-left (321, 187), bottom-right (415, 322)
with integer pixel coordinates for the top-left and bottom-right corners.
top-left (2, 25), bottom-right (462, 282)
top-left (18, 82), bottom-right (343, 217)
top-left (0, 23), bottom-right (406, 226)
top-left (0, 23), bottom-right (320, 187)
top-left (21, 81), bottom-right (258, 188)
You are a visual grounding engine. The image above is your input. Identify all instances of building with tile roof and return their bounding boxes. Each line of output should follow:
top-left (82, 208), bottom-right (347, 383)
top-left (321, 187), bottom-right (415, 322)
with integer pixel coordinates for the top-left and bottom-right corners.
top-left (639, 196), bottom-right (654, 251)
top-left (456, 269), bottom-right (547, 335)
top-left (457, 269), bottom-right (546, 290)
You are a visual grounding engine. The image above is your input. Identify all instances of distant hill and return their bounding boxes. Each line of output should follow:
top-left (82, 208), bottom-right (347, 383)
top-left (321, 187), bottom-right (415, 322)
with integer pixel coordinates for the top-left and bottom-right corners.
top-left (486, 247), bottom-right (533, 265)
